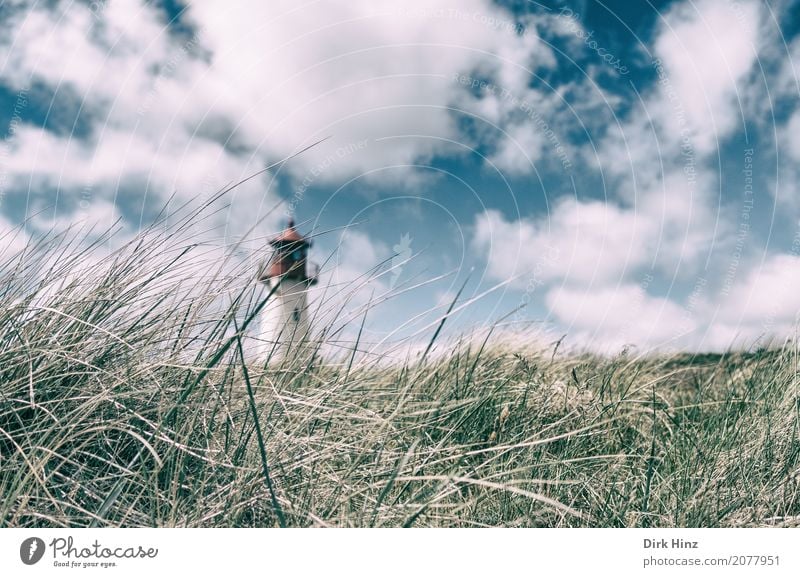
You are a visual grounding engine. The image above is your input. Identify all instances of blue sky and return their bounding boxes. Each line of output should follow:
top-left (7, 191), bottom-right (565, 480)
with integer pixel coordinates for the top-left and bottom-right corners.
top-left (1, 0), bottom-right (800, 353)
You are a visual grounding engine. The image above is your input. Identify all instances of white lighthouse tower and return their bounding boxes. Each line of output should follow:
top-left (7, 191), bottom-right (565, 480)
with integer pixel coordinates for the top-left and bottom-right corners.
top-left (257, 219), bottom-right (318, 363)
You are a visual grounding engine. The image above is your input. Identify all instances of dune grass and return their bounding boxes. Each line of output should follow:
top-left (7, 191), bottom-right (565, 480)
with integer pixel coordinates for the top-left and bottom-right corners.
top-left (1, 212), bottom-right (799, 528)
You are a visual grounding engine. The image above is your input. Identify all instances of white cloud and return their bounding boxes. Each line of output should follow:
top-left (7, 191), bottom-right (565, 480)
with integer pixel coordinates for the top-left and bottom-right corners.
top-left (547, 0), bottom-right (761, 353)
top-left (472, 167), bottom-right (718, 290)
top-left (0, 2), bottom-right (278, 238)
top-left (773, 31), bottom-right (800, 102)
top-left (473, 192), bottom-right (800, 352)
top-left (0, 216), bottom-right (28, 260)
top-left (183, 1), bottom-right (562, 182)
top-left (773, 107), bottom-right (800, 210)
top-left (487, 122), bottom-right (544, 175)
top-left (593, 0), bottom-right (761, 201)
top-left (473, 200), bottom-right (647, 287)
top-left (308, 229), bottom-right (391, 332)
top-left (702, 253), bottom-right (800, 349)
top-left (546, 283), bottom-right (694, 352)
top-left (29, 197), bottom-right (123, 238)
top-left (0, 0), bottom-right (564, 233)
top-left (637, 168), bottom-right (720, 276)
top-left (782, 109), bottom-right (800, 164)
top-left (5, 123), bottom-right (273, 242)
top-left (652, 0), bottom-right (760, 154)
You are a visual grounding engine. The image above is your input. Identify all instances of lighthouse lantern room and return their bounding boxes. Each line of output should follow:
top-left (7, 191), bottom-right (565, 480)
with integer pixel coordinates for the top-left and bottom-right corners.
top-left (257, 219), bottom-right (317, 362)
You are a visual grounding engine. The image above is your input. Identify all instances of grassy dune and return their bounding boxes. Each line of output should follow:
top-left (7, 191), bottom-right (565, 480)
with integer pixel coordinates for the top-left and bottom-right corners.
top-left (1, 217), bottom-right (799, 528)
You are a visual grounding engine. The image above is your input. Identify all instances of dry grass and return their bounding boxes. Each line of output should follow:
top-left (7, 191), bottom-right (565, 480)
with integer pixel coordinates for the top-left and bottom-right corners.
top-left (1, 209), bottom-right (799, 528)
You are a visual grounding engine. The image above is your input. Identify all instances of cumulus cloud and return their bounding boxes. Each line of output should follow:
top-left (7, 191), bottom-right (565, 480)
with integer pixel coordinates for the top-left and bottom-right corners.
top-left (307, 229), bottom-right (390, 334)
top-left (484, 0), bottom-right (775, 353)
top-left (594, 0), bottom-right (761, 197)
top-left (0, 0), bottom-right (570, 256)
top-left (651, 0), bottom-right (760, 155)
top-left (472, 165), bottom-right (718, 291)
top-left (487, 122), bottom-right (544, 175)
top-left (183, 0), bottom-right (568, 183)
top-left (0, 0), bottom-right (276, 240)
top-left (0, 216), bottom-right (28, 260)
top-left (546, 283), bottom-right (694, 352)
top-left (473, 200), bottom-right (646, 287)
top-left (786, 111), bottom-right (800, 161)
top-left (702, 253), bottom-right (800, 349)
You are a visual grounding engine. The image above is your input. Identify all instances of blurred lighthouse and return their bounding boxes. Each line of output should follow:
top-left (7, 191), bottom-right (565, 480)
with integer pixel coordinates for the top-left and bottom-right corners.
top-left (257, 219), bottom-right (318, 362)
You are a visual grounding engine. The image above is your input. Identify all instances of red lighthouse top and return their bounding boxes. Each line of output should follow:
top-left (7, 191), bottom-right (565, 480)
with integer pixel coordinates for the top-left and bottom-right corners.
top-left (269, 218), bottom-right (307, 245)
top-left (259, 219), bottom-right (317, 284)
